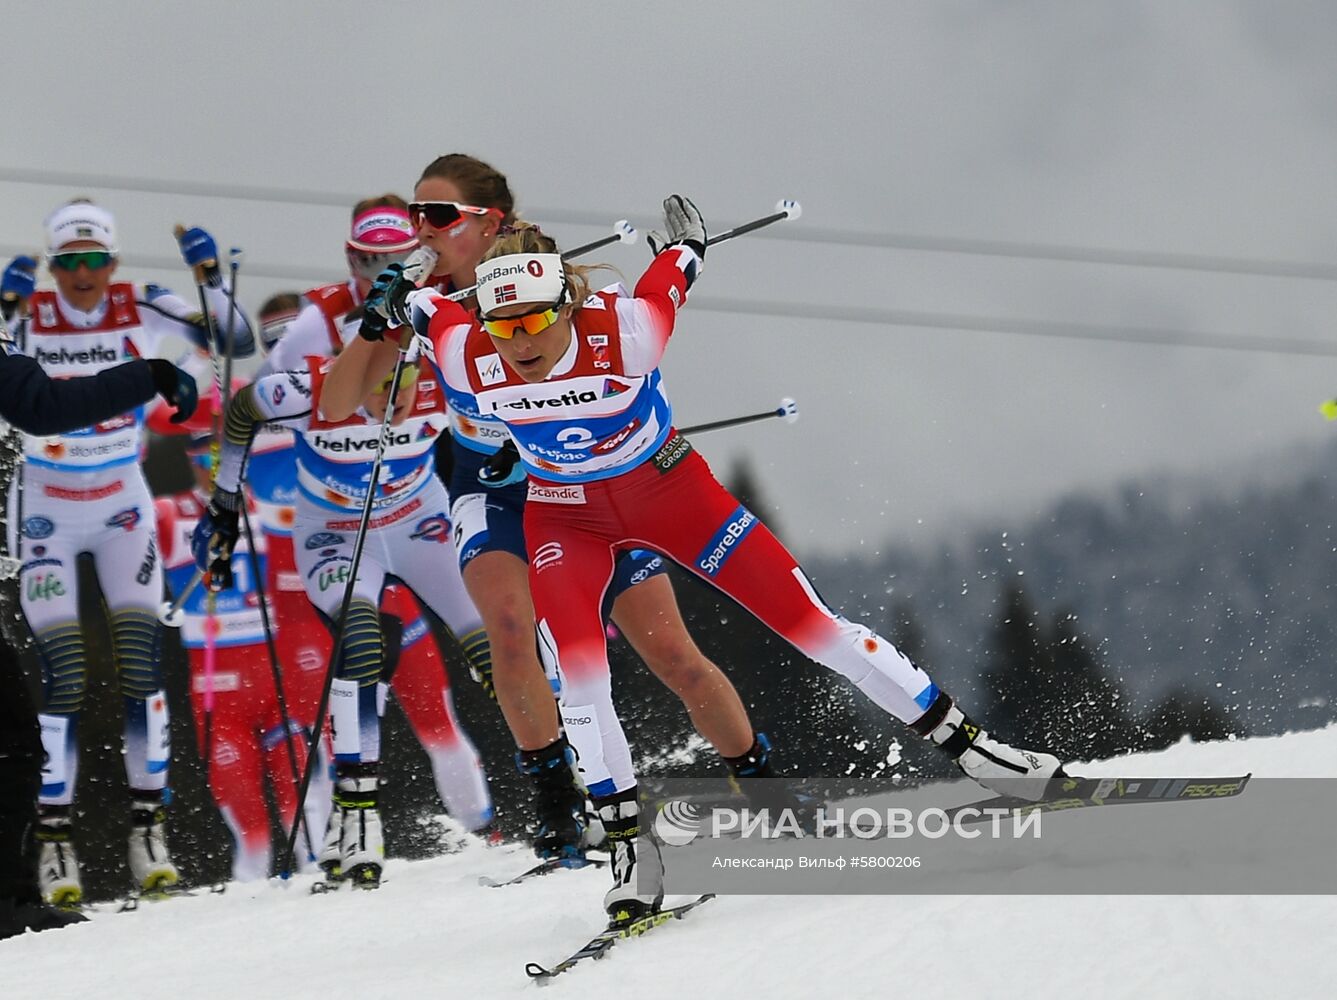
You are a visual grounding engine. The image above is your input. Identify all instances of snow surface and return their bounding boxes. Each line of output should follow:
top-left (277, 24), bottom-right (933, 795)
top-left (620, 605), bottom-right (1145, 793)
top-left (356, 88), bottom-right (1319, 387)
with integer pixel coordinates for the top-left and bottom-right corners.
top-left (5, 728), bottom-right (1335, 1000)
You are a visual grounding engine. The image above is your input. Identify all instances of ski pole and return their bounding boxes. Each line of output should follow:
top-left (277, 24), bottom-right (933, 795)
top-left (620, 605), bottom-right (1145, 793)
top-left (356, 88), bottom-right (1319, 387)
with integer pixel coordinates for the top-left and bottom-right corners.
top-left (218, 250), bottom-right (317, 862)
top-left (442, 220), bottom-right (637, 303)
top-left (2, 287), bottom-right (33, 586)
top-left (479, 399), bottom-right (800, 486)
top-left (681, 398), bottom-right (799, 435)
top-left (239, 501), bottom-right (317, 862)
top-left (705, 199), bottom-right (802, 248)
top-left (175, 225), bottom-right (228, 782)
top-left (157, 568), bottom-right (203, 627)
top-left (279, 245), bottom-right (438, 877)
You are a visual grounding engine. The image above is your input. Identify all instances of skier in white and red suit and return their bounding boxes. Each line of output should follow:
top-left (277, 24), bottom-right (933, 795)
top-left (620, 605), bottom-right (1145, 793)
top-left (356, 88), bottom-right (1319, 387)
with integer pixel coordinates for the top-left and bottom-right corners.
top-left (243, 201), bottom-right (498, 881)
top-left (193, 336), bottom-right (494, 887)
top-left (3, 200), bottom-right (254, 905)
top-left (338, 199), bottom-right (1067, 927)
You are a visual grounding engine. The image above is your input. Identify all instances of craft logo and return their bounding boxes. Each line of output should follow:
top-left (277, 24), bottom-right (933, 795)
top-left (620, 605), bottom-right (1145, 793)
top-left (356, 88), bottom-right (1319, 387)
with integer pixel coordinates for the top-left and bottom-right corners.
top-left (136, 538), bottom-right (157, 585)
top-left (526, 260), bottom-right (544, 278)
top-left (106, 507), bottom-right (141, 532)
top-left (494, 283), bottom-right (518, 304)
top-left (409, 515), bottom-right (452, 543)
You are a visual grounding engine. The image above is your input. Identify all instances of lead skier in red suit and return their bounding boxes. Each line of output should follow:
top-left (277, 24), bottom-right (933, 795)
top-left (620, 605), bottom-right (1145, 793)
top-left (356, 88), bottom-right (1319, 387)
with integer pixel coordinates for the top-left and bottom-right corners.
top-left (325, 197), bottom-right (1065, 927)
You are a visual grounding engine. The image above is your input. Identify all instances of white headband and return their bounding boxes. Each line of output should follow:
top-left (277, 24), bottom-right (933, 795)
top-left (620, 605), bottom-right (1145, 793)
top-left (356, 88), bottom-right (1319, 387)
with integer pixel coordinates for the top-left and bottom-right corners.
top-left (474, 253), bottom-right (566, 316)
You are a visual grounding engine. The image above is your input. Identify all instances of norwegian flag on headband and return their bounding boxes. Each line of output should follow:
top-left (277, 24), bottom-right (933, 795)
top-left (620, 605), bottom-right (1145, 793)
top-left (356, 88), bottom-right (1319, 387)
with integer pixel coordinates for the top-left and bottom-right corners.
top-left (494, 283), bottom-right (518, 304)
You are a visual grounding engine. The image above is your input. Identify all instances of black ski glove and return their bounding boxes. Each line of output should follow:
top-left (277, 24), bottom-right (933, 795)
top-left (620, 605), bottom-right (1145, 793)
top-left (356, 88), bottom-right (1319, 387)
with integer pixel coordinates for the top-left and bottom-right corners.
top-left (478, 439), bottom-right (526, 488)
top-left (361, 263), bottom-right (414, 341)
top-left (146, 359), bottom-right (200, 424)
top-left (191, 491), bottom-right (242, 591)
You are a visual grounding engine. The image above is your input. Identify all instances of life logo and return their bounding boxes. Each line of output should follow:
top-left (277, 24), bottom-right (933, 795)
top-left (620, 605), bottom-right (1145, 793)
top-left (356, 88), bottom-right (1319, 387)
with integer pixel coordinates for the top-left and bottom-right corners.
top-left (105, 507), bottom-right (141, 533)
top-left (654, 799), bottom-right (705, 846)
top-left (410, 514), bottom-right (452, 544)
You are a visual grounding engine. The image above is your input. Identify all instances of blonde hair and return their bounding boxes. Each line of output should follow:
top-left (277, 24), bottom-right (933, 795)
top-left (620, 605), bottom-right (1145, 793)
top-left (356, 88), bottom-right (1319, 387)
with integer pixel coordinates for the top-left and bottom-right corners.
top-left (481, 221), bottom-right (614, 305)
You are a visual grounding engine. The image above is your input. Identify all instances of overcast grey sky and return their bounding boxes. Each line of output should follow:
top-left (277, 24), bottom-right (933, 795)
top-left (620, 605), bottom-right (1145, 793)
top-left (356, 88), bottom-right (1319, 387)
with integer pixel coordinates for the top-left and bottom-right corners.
top-left (4, 1), bottom-right (1337, 556)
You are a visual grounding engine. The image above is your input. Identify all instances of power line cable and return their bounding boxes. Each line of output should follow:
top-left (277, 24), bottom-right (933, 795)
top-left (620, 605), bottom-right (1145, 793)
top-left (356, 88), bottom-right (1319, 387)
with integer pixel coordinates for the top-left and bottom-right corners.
top-left (2, 236), bottom-right (1329, 359)
top-left (690, 295), bottom-right (1337, 358)
top-left (4, 165), bottom-right (1337, 282)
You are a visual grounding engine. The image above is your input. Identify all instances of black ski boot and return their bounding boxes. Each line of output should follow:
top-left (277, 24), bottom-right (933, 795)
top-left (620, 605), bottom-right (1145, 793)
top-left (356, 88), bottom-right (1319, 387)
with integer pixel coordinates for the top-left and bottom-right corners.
top-left (517, 736), bottom-right (587, 859)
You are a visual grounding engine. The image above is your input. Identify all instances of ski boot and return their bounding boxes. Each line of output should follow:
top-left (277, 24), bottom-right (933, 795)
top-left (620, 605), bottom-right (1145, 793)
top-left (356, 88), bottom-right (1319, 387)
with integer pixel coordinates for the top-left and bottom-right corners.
top-left (128, 794), bottom-right (181, 895)
top-left (318, 801), bottom-right (344, 882)
top-left (516, 736), bottom-right (587, 860)
top-left (335, 767), bottom-right (383, 889)
top-left (594, 787), bottom-right (663, 928)
top-left (723, 732), bottom-right (813, 830)
top-left (35, 808), bottom-right (82, 909)
top-left (912, 690), bottom-right (1063, 800)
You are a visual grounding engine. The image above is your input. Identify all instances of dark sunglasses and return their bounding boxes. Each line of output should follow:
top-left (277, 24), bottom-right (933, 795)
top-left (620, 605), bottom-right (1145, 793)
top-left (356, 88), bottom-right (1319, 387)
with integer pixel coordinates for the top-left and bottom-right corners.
top-left (347, 247), bottom-right (412, 280)
top-left (49, 251), bottom-right (115, 272)
top-left (408, 201), bottom-right (501, 231)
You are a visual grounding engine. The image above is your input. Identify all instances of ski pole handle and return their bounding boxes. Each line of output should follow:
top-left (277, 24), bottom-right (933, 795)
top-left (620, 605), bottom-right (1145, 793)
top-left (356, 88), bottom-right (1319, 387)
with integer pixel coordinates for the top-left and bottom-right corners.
top-left (706, 199), bottom-right (802, 248)
top-left (563, 220), bottom-right (638, 259)
top-left (681, 397), bottom-right (799, 435)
